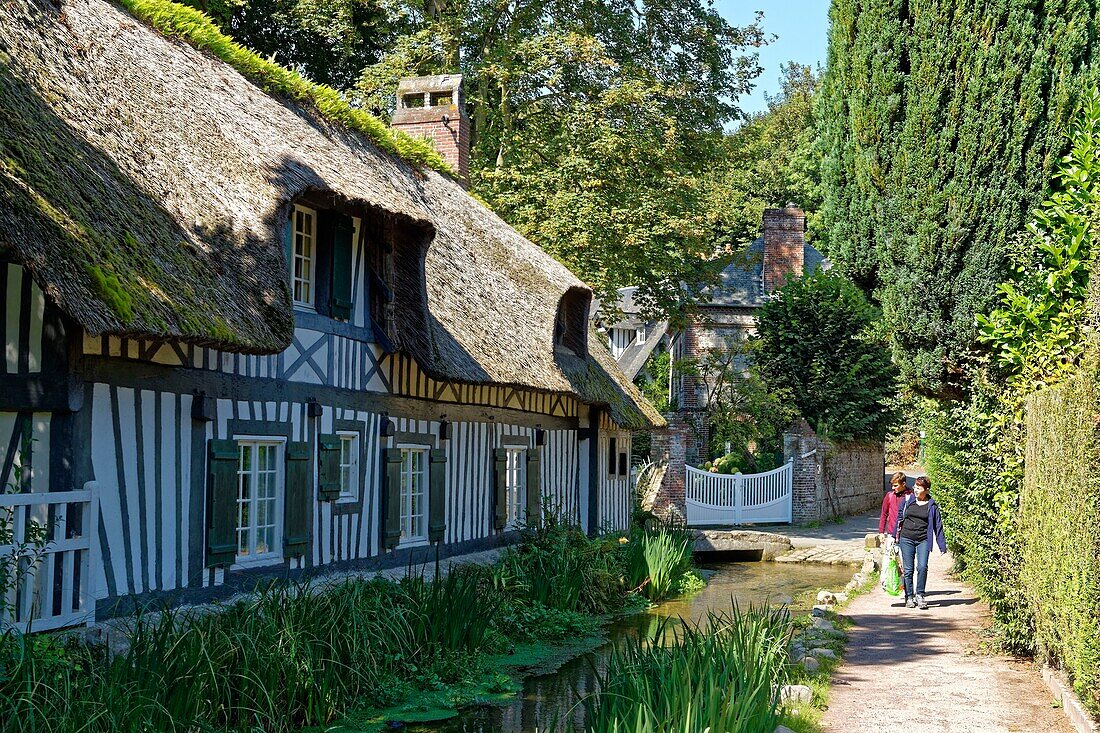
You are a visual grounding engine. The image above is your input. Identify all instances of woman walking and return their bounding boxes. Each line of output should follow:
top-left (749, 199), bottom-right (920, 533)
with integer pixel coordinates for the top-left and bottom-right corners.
top-left (879, 471), bottom-right (911, 590)
top-left (894, 476), bottom-right (947, 609)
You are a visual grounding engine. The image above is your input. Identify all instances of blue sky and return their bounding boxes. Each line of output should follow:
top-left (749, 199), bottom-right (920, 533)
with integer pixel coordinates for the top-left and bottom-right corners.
top-left (715, 0), bottom-right (831, 117)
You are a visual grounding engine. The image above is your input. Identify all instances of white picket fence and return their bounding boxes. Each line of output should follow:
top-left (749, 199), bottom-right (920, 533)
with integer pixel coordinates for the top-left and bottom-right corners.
top-left (1, 484), bottom-right (99, 632)
top-left (685, 462), bottom-right (793, 526)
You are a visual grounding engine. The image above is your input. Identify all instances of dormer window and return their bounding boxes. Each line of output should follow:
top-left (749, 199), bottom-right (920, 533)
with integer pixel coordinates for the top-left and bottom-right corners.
top-left (291, 205), bottom-right (316, 307)
top-left (554, 287), bottom-right (590, 358)
top-left (285, 202), bottom-right (356, 321)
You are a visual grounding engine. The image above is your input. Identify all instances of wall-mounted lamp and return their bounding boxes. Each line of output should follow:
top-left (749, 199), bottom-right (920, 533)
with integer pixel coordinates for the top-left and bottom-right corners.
top-left (535, 428), bottom-right (546, 447)
top-left (438, 420), bottom-right (451, 441)
top-left (191, 391), bottom-right (214, 422)
top-left (307, 400), bottom-right (323, 418)
top-left (380, 416), bottom-right (396, 438)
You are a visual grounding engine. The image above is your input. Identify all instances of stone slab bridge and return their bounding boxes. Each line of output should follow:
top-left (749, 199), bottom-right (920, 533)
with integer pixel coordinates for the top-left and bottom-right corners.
top-left (692, 529), bottom-right (793, 560)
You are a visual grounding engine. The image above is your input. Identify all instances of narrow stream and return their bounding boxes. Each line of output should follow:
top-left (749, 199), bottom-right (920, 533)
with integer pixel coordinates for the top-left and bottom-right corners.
top-left (418, 559), bottom-right (856, 733)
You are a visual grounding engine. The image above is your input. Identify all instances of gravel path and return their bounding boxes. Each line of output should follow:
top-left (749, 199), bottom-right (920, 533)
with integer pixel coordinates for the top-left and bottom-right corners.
top-left (821, 550), bottom-right (1071, 733)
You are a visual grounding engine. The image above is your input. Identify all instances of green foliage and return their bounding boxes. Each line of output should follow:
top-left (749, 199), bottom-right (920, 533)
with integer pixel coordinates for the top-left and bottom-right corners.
top-left (638, 349), bottom-right (673, 414)
top-left (755, 270), bottom-right (898, 441)
top-left (978, 90), bottom-right (1100, 394)
top-left (117, 0), bottom-right (448, 173)
top-left (677, 338), bottom-right (798, 459)
top-left (623, 523), bottom-right (695, 601)
top-left (356, 0), bottom-right (769, 317)
top-left (706, 63), bottom-right (824, 249)
top-left (494, 513), bottom-right (627, 613)
top-left (181, 0), bottom-right (400, 89)
top-left (0, 575), bottom-right (496, 732)
top-left (1022, 368), bottom-right (1100, 715)
top-left (923, 93), bottom-right (1100, 654)
top-left (584, 604), bottom-right (791, 733)
top-left (819, 0), bottom-right (1100, 396)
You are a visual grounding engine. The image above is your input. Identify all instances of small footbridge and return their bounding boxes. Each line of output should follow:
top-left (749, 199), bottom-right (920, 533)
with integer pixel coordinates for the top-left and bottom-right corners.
top-left (685, 462), bottom-right (795, 558)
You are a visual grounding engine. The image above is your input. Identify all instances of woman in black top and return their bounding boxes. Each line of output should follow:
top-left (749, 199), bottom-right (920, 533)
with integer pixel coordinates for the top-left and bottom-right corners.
top-left (894, 476), bottom-right (948, 609)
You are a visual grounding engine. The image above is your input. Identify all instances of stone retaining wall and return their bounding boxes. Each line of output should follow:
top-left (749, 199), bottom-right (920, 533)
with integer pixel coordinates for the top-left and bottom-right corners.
top-left (784, 419), bottom-right (885, 524)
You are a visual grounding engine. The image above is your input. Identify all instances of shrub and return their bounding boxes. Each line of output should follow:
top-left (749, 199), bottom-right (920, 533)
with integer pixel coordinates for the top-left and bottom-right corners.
top-left (1022, 369), bottom-right (1100, 715)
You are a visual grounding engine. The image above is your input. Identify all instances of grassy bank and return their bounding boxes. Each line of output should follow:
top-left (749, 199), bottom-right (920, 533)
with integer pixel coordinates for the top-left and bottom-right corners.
top-left (0, 516), bottom-right (703, 733)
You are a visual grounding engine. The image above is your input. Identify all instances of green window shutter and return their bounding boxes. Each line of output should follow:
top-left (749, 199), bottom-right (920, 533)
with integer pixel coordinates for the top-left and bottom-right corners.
top-left (283, 211), bottom-right (293, 289)
top-left (428, 449), bottom-right (447, 543)
top-left (382, 448), bottom-right (403, 550)
top-left (493, 448), bottom-right (508, 530)
top-left (318, 434), bottom-right (342, 501)
top-left (526, 448), bottom-right (542, 528)
top-left (206, 439), bottom-right (239, 568)
top-left (284, 441), bottom-right (312, 557)
top-left (330, 214), bottom-right (354, 320)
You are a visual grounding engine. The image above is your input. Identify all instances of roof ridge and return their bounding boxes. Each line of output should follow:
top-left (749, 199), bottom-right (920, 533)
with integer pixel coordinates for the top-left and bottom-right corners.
top-left (115, 0), bottom-right (452, 175)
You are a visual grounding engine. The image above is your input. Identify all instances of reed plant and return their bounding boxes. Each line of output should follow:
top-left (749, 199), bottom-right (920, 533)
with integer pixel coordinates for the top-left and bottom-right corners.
top-left (625, 523), bottom-right (695, 601)
top-left (584, 603), bottom-right (793, 733)
top-left (0, 571), bottom-right (496, 733)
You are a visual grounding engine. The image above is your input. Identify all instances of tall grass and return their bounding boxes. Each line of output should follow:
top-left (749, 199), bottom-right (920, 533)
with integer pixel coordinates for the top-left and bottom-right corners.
top-left (625, 523), bottom-right (696, 601)
top-left (585, 604), bottom-right (792, 733)
top-left (0, 572), bottom-right (497, 733)
top-left (496, 513), bottom-right (626, 613)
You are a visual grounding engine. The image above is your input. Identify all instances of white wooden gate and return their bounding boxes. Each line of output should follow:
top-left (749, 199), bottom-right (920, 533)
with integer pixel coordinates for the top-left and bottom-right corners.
top-left (685, 462), bottom-right (793, 526)
top-left (1, 484), bottom-right (99, 632)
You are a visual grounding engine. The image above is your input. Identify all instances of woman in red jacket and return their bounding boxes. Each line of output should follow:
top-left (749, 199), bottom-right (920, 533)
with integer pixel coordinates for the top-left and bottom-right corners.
top-left (879, 472), bottom-right (912, 592)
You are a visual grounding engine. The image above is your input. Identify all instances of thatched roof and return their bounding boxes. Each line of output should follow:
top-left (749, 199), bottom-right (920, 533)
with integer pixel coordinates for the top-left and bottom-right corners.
top-left (0, 0), bottom-right (662, 428)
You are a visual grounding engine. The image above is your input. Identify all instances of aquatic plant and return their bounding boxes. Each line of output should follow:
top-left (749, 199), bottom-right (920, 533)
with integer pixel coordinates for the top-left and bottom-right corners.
top-left (584, 603), bottom-right (792, 733)
top-left (625, 522), bottom-right (696, 601)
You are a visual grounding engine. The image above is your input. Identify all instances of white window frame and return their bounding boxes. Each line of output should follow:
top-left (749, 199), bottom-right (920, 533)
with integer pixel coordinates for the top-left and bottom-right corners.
top-left (291, 204), bottom-right (317, 308)
top-left (337, 431), bottom-right (360, 503)
top-left (233, 436), bottom-right (287, 568)
top-left (504, 446), bottom-right (527, 530)
top-left (398, 445), bottom-right (429, 547)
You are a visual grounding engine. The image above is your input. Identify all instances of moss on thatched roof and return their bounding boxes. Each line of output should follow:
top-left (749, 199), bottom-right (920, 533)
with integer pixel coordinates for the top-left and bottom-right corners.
top-left (0, 0), bottom-right (662, 428)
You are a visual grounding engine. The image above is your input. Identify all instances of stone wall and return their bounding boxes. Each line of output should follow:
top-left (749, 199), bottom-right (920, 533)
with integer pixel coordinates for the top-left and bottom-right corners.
top-left (784, 419), bottom-right (885, 524)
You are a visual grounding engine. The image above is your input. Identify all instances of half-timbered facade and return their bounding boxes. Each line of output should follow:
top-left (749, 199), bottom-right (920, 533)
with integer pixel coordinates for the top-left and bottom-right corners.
top-left (0, 0), bottom-right (662, 628)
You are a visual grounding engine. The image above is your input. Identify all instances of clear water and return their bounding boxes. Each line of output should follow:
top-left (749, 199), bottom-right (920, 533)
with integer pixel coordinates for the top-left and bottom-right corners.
top-left (414, 559), bottom-right (855, 733)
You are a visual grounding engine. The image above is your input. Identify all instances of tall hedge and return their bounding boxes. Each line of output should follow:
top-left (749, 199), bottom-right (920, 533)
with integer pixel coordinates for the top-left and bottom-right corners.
top-left (819, 0), bottom-right (1100, 397)
top-left (1023, 368), bottom-right (1100, 715)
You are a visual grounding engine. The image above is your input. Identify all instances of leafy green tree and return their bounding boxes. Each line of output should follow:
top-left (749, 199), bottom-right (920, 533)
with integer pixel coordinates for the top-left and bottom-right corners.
top-left (922, 91), bottom-right (1100, 653)
top-left (818, 0), bottom-right (1100, 397)
top-left (356, 0), bottom-right (769, 317)
top-left (754, 270), bottom-right (897, 441)
top-left (182, 0), bottom-right (403, 89)
top-left (705, 63), bottom-right (823, 251)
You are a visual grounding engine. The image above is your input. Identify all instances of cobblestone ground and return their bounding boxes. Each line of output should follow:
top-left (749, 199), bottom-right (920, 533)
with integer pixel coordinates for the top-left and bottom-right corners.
top-left (820, 550), bottom-right (1072, 733)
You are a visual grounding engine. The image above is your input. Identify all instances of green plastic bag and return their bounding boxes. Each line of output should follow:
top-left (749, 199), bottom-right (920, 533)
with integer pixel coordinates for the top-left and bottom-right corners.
top-left (883, 553), bottom-right (902, 596)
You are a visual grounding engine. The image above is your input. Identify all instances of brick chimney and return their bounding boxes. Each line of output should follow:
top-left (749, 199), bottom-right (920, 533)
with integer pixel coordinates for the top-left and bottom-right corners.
top-left (762, 206), bottom-right (806, 293)
top-left (391, 75), bottom-right (470, 185)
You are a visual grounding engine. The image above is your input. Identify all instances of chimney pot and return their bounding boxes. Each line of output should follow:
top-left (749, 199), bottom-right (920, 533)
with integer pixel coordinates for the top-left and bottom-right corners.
top-left (392, 75), bottom-right (470, 185)
top-left (762, 206), bottom-right (805, 293)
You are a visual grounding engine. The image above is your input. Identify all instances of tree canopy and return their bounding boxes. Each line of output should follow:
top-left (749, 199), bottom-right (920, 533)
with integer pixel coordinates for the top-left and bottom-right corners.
top-left (354, 0), bottom-right (769, 316)
top-left (818, 0), bottom-right (1100, 398)
top-left (754, 270), bottom-right (897, 441)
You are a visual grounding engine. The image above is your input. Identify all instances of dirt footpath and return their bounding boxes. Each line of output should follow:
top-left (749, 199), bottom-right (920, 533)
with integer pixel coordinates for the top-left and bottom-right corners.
top-left (821, 550), bottom-right (1072, 733)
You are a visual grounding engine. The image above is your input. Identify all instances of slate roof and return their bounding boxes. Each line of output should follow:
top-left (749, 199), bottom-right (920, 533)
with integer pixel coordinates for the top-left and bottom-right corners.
top-left (706, 237), bottom-right (828, 307)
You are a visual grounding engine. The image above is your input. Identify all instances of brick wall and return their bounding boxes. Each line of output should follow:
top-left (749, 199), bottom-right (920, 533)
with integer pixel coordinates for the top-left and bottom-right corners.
top-left (648, 413), bottom-right (707, 519)
top-left (763, 207), bottom-right (805, 293)
top-left (783, 419), bottom-right (885, 524)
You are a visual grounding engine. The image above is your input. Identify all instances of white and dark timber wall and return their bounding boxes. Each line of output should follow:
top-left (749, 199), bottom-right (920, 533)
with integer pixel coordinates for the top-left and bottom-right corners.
top-left (2, 260), bottom-right (635, 621)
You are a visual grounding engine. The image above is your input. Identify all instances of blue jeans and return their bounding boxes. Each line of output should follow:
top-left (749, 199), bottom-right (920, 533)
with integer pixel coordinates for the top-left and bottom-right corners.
top-left (899, 536), bottom-right (930, 598)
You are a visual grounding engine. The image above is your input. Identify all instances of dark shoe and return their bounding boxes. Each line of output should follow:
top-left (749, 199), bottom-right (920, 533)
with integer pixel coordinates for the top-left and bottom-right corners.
top-left (905, 596), bottom-right (917, 609)
top-left (916, 595), bottom-right (928, 610)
